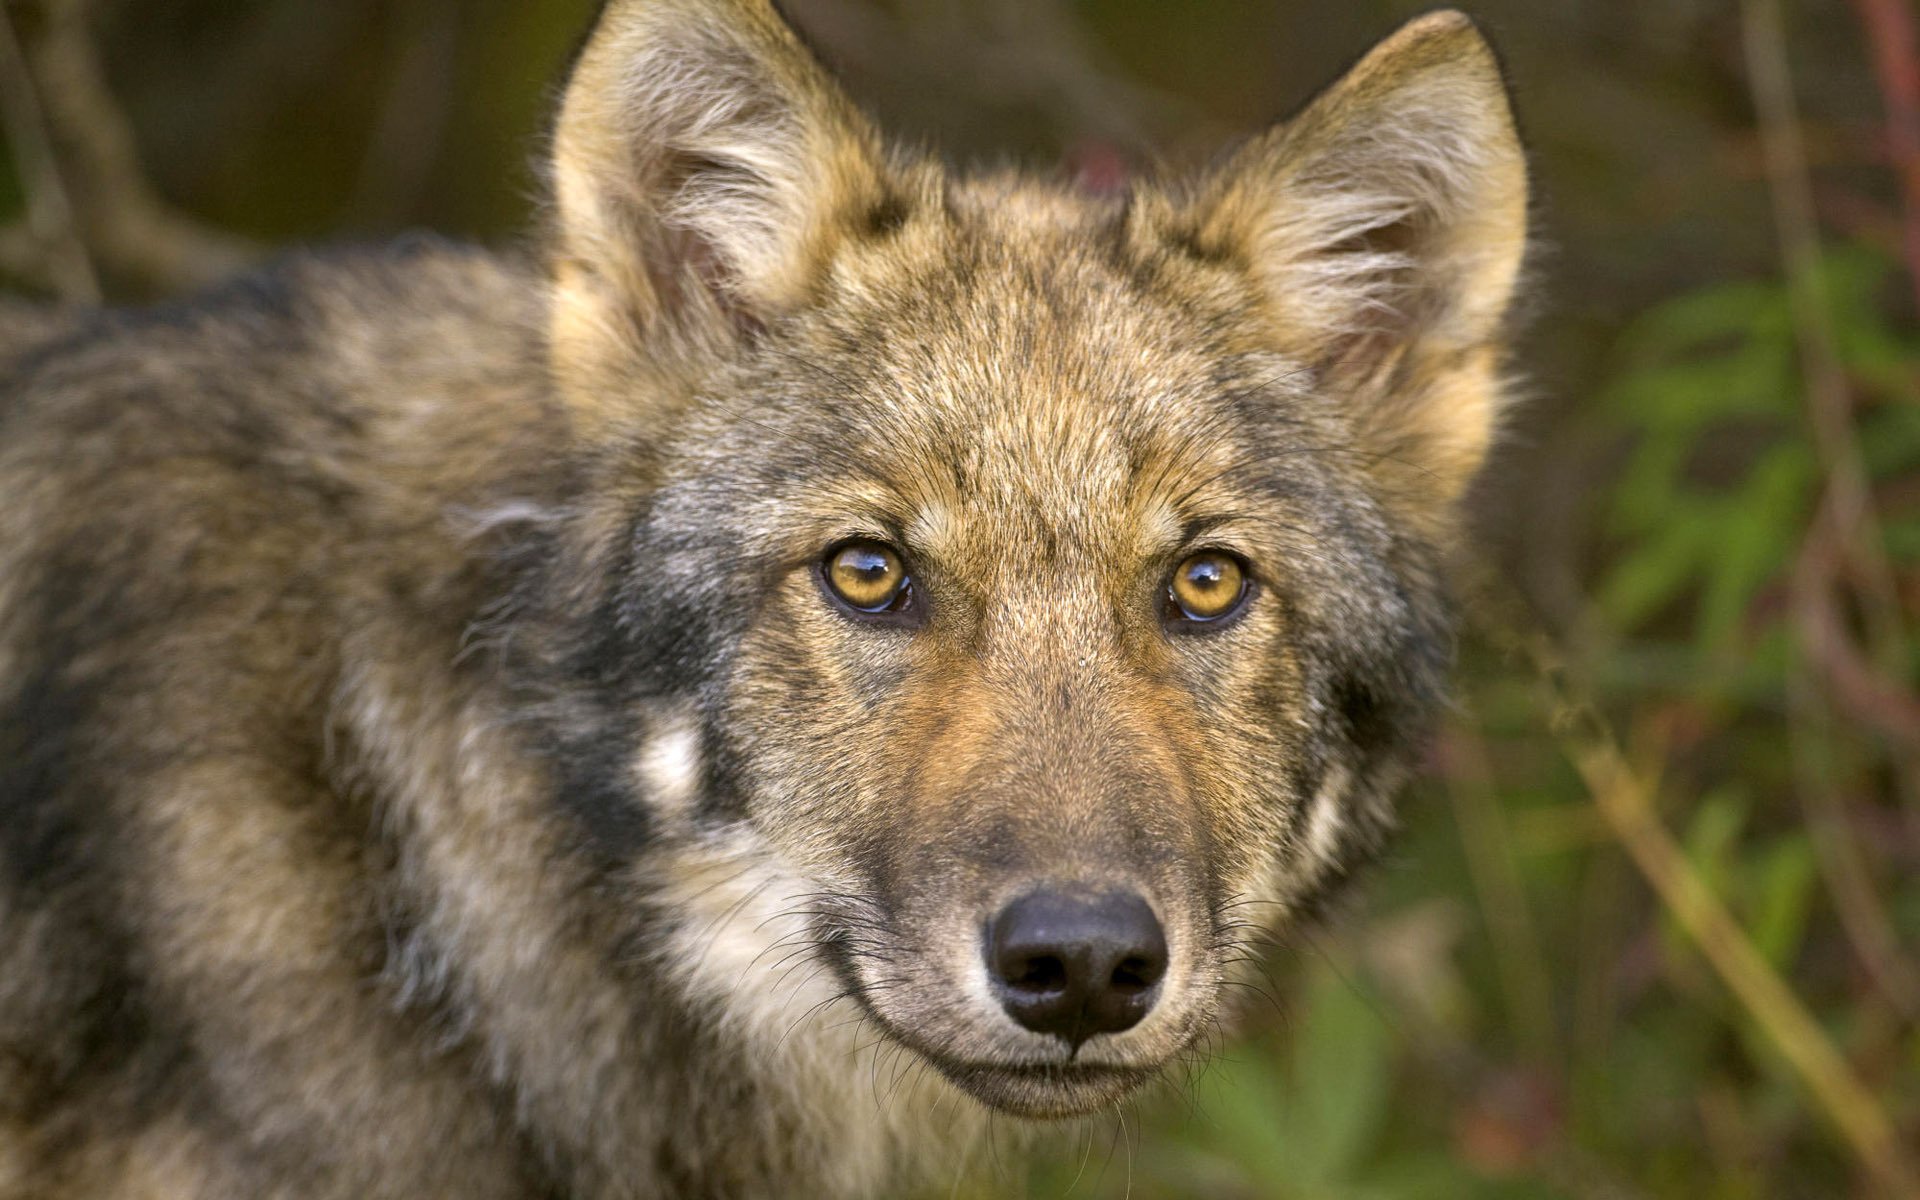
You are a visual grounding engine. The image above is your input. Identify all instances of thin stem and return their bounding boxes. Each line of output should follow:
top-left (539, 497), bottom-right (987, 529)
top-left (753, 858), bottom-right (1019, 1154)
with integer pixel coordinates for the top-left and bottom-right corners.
top-left (1530, 637), bottom-right (1920, 1197)
top-left (1848, 0), bottom-right (1920, 316)
top-left (5, 0), bottom-right (254, 296)
top-left (1443, 718), bottom-right (1557, 1062)
top-left (0, 3), bottom-right (97, 301)
top-left (1742, 0), bottom-right (1906, 658)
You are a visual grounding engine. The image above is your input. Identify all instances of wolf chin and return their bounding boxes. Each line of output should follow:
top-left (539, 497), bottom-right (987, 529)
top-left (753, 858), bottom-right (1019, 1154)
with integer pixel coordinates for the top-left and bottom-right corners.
top-left (0, 2), bottom-right (1529, 1196)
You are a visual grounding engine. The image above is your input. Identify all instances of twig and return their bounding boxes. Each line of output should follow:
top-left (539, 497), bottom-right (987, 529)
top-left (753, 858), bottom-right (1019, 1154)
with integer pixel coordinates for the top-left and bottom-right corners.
top-left (1441, 719), bottom-right (1557, 1062)
top-left (5, 0), bottom-right (255, 295)
top-left (1742, 0), bottom-right (1907, 654)
top-left (1848, 0), bottom-right (1920, 316)
top-left (1790, 507), bottom-right (1920, 1026)
top-left (1793, 517), bottom-right (1920, 753)
top-left (794, 0), bottom-right (1213, 158)
top-left (1743, 0), bottom-right (1920, 1032)
top-left (0, 3), bottom-right (96, 301)
top-left (341, 0), bottom-right (460, 226)
top-left (1526, 637), bottom-right (1920, 1198)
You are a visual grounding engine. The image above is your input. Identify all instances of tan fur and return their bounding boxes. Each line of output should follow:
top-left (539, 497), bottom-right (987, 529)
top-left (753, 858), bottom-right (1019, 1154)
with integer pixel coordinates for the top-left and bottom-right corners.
top-left (0, 4), bottom-right (1528, 1195)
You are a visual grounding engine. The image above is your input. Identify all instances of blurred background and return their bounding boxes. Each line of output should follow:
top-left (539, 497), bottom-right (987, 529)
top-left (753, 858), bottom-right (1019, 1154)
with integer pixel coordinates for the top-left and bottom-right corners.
top-left (1, 0), bottom-right (1916, 1196)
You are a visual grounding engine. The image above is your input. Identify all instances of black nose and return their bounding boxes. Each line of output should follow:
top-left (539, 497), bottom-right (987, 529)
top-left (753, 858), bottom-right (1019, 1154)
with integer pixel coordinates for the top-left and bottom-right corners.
top-left (985, 888), bottom-right (1169, 1048)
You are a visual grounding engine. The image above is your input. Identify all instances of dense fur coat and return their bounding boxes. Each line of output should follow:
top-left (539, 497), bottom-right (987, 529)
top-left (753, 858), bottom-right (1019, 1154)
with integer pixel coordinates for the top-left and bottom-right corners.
top-left (0, 2), bottom-right (1529, 1196)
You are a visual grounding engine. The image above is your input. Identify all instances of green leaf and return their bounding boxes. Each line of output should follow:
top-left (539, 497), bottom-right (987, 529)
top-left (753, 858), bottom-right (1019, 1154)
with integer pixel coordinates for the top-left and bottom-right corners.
top-left (1597, 518), bottom-right (1708, 632)
top-left (1611, 280), bottom-right (1786, 369)
top-left (1286, 964), bottom-right (1394, 1184)
top-left (1607, 434), bottom-right (1692, 533)
top-left (1861, 400), bottom-right (1920, 479)
top-left (1692, 445), bottom-right (1812, 653)
top-left (1747, 837), bottom-right (1816, 968)
top-left (1190, 1040), bottom-right (1298, 1191)
top-left (1603, 351), bottom-right (1794, 433)
top-left (1195, 966), bottom-right (1398, 1195)
top-left (1885, 514), bottom-right (1920, 565)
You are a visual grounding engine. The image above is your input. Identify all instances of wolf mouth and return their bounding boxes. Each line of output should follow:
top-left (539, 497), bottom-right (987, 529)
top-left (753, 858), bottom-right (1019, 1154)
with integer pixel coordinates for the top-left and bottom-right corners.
top-left (945, 1062), bottom-right (1153, 1085)
top-left (840, 993), bottom-right (1175, 1116)
top-left (933, 1060), bottom-right (1165, 1119)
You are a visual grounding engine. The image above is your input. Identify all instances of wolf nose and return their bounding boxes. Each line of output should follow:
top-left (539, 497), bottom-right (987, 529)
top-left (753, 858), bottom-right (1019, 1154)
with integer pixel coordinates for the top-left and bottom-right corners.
top-left (985, 888), bottom-right (1168, 1048)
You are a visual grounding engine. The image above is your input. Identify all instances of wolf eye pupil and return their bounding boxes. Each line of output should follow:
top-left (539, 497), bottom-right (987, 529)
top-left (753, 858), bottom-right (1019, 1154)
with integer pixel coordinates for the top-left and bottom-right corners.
top-left (842, 548), bottom-right (889, 584)
top-left (824, 540), bottom-right (909, 613)
top-left (1187, 561), bottom-right (1226, 591)
top-left (1168, 552), bottom-right (1247, 625)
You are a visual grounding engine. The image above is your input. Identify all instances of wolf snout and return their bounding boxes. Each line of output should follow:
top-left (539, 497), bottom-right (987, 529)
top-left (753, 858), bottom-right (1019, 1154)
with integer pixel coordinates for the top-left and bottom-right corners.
top-left (984, 888), bottom-right (1168, 1048)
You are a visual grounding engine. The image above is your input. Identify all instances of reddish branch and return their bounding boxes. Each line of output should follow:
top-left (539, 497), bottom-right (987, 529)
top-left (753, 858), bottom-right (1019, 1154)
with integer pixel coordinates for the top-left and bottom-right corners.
top-left (1850, 0), bottom-right (1920, 315)
top-left (1796, 587), bottom-right (1920, 752)
top-left (1795, 508), bottom-right (1920, 752)
top-left (1, 0), bottom-right (254, 297)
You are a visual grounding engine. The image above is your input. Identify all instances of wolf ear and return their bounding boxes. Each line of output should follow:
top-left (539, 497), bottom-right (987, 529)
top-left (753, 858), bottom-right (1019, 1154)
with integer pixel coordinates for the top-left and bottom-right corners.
top-left (547, 0), bottom-right (893, 417)
top-left (1184, 11), bottom-right (1528, 506)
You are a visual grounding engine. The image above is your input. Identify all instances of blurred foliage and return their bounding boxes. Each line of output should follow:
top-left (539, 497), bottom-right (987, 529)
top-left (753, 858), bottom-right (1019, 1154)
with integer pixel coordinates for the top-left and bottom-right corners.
top-left (984, 236), bottom-right (1920, 1200)
top-left (2, 0), bottom-right (1917, 1197)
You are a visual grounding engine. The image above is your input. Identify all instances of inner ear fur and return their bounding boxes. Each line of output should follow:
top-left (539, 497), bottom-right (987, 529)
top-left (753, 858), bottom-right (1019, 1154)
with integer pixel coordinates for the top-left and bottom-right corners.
top-left (545, 0), bottom-right (903, 424)
top-left (1180, 10), bottom-right (1530, 508)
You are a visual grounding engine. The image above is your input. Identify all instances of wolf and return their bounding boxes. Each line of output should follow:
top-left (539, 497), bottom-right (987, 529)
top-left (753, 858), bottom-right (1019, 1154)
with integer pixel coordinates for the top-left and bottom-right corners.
top-left (0, 1), bottom-right (1528, 1195)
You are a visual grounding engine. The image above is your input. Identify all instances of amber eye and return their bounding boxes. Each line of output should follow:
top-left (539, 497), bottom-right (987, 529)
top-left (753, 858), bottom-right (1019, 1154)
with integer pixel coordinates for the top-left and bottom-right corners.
top-left (822, 539), bottom-right (911, 614)
top-left (1167, 551), bottom-right (1249, 625)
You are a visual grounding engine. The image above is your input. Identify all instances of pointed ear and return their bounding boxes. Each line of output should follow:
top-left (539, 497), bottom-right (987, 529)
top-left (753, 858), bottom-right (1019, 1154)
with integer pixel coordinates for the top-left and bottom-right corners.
top-left (1184, 11), bottom-right (1528, 506)
top-left (547, 0), bottom-right (897, 419)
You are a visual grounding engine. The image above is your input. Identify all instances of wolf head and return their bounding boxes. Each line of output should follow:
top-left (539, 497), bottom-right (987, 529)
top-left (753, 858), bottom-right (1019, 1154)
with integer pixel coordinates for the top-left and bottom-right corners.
top-left (529, 0), bottom-right (1526, 1118)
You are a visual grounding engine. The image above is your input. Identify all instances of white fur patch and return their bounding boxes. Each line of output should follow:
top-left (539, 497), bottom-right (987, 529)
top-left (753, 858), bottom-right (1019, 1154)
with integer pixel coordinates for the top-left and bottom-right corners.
top-left (655, 828), bottom-right (991, 1195)
top-left (636, 711), bottom-right (702, 818)
top-left (1303, 764), bottom-right (1352, 871)
top-left (446, 499), bottom-right (566, 536)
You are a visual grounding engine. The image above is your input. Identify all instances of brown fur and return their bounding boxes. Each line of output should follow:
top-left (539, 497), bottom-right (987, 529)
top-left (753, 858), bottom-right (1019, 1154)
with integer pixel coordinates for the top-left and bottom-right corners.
top-left (0, 4), bottom-right (1528, 1196)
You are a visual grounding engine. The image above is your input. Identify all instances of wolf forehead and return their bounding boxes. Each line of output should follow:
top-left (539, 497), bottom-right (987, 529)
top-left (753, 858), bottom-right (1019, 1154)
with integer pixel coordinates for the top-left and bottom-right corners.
top-left (664, 190), bottom-right (1339, 530)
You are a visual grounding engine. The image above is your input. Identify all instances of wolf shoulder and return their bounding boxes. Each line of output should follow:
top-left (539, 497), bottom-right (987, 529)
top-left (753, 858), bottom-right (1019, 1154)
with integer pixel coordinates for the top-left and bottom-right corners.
top-left (0, 236), bottom-right (568, 781)
top-left (0, 238), bottom-right (565, 600)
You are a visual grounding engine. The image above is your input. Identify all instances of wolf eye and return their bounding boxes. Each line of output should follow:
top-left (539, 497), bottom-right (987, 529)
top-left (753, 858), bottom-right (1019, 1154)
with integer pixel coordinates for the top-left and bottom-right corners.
top-left (1165, 551), bottom-right (1249, 627)
top-left (821, 539), bottom-right (913, 616)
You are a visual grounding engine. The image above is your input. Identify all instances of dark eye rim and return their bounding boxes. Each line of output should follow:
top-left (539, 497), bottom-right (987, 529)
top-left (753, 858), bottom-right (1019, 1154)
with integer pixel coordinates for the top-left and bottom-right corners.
top-left (1162, 549), bottom-right (1254, 633)
top-left (816, 538), bottom-right (924, 628)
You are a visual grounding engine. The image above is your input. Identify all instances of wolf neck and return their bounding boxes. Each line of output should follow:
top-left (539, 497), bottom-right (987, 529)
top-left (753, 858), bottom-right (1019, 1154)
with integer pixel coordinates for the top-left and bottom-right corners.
top-left (645, 824), bottom-right (999, 1189)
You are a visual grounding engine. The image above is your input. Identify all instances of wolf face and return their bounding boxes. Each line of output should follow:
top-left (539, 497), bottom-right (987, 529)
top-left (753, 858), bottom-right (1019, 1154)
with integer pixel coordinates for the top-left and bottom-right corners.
top-left (533, 0), bottom-right (1527, 1119)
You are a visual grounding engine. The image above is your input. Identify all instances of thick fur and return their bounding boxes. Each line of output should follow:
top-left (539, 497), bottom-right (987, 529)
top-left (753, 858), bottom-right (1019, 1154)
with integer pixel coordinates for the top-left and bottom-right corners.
top-left (0, 3), bottom-right (1528, 1197)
